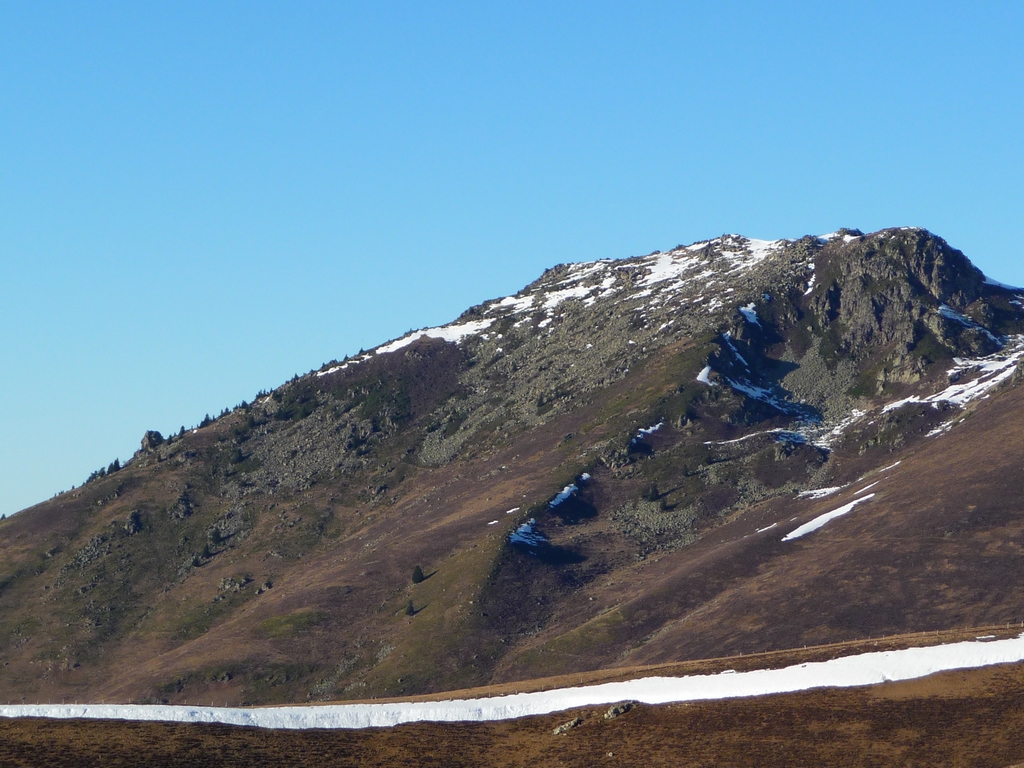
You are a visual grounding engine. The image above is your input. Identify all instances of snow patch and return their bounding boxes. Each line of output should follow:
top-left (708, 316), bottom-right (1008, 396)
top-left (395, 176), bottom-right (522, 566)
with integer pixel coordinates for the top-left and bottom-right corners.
top-left (376, 319), bottom-right (496, 355)
top-left (541, 283), bottom-right (602, 310)
top-left (632, 422), bottom-right (663, 445)
top-left (817, 231), bottom-right (860, 244)
top-left (721, 332), bottom-right (749, 369)
top-left (697, 366), bottom-right (717, 386)
top-left (316, 364), bottom-right (348, 377)
top-left (926, 421), bottom-right (955, 438)
top-left (797, 486), bottom-right (845, 500)
top-left (722, 376), bottom-right (795, 414)
top-left (549, 484), bottom-right (578, 508)
top-left (509, 519), bottom-right (547, 547)
top-left (782, 495), bottom-right (875, 541)
top-left (883, 336), bottom-right (1024, 413)
top-left (807, 409), bottom-right (867, 449)
top-left (493, 294), bottom-right (536, 314)
top-left (738, 303), bottom-right (761, 326)
top-left (639, 251), bottom-right (701, 287)
top-left (938, 305), bottom-right (1001, 344)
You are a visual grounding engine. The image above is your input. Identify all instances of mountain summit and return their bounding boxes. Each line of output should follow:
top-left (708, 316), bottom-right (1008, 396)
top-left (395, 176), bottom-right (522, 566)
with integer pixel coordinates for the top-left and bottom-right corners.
top-left (2, 227), bottom-right (1024, 706)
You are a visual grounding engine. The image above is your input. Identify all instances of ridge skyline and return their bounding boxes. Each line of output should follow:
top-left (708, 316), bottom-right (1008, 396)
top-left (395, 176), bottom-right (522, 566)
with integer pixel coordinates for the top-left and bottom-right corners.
top-left (6, 224), bottom-right (1022, 519)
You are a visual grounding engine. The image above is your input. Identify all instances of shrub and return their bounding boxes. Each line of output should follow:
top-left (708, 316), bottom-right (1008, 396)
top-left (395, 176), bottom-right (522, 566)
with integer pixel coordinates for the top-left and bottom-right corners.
top-left (643, 482), bottom-right (660, 502)
top-left (411, 565), bottom-right (425, 584)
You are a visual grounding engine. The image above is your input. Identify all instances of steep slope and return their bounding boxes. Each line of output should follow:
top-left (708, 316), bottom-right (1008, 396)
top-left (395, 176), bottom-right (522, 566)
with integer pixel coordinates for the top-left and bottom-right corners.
top-left (1, 227), bottom-right (1023, 706)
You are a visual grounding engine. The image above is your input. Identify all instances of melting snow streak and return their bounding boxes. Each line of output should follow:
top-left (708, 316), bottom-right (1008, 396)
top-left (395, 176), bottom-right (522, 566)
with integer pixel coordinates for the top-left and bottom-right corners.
top-left (782, 494), bottom-right (875, 541)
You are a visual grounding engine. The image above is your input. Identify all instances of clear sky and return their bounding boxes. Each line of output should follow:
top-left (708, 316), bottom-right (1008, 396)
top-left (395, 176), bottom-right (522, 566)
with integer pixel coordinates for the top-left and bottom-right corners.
top-left (2, 1), bottom-right (1023, 517)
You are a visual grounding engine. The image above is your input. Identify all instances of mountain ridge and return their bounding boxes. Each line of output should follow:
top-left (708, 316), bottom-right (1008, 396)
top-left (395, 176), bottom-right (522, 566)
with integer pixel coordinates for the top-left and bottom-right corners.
top-left (2, 226), bottom-right (1024, 707)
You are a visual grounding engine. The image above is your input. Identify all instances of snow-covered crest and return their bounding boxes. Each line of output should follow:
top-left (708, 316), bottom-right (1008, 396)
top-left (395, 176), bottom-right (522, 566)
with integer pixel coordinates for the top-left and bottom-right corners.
top-left (633, 235), bottom-right (784, 292)
top-left (315, 234), bottom-right (795, 376)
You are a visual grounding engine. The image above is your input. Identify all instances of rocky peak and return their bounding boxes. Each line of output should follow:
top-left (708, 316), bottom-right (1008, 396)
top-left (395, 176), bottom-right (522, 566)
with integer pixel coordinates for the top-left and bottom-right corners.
top-left (285, 227), bottom-right (1024, 476)
top-left (139, 430), bottom-right (165, 453)
top-left (797, 229), bottom-right (1016, 390)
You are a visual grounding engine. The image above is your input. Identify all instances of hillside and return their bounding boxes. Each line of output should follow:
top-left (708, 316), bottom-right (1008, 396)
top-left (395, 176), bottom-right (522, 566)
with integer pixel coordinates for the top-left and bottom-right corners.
top-left (2, 227), bottom-right (1024, 707)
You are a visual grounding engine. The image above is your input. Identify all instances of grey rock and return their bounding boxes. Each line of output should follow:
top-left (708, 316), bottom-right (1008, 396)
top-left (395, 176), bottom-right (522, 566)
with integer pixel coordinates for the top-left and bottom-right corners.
top-left (604, 701), bottom-right (635, 719)
top-left (552, 716), bottom-right (583, 735)
top-left (140, 430), bottom-right (164, 451)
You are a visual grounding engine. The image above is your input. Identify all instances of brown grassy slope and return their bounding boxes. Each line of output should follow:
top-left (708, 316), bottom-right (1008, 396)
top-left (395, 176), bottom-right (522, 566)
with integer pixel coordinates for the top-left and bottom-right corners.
top-left (608, 376), bottom-right (1024, 666)
top-left (0, 339), bottom-right (707, 706)
top-left (3, 656), bottom-right (1024, 767)
top-left (2, 329), bottom-right (1023, 707)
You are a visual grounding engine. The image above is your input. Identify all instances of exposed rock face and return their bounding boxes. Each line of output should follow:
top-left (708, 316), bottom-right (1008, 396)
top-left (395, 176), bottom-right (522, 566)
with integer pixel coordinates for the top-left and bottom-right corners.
top-left (806, 230), bottom-right (998, 383)
top-left (140, 430), bottom-right (164, 452)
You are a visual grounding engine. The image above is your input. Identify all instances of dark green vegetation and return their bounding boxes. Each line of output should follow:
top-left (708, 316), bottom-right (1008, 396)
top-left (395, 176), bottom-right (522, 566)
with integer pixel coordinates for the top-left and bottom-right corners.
top-left (2, 228), bottom-right (1024, 709)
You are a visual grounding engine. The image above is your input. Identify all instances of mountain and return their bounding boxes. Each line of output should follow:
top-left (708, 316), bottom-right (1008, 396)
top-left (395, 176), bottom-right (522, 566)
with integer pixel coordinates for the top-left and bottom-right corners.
top-left (2, 226), bottom-right (1023, 708)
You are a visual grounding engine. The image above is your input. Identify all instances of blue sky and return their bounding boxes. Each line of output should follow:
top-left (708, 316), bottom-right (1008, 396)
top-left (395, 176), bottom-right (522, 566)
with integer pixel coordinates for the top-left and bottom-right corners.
top-left (2, 1), bottom-right (1023, 516)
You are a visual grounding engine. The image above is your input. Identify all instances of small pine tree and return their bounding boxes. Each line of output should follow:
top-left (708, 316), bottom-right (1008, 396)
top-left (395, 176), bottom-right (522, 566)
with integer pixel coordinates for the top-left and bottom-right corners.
top-left (411, 565), bottom-right (425, 584)
top-left (404, 599), bottom-right (415, 616)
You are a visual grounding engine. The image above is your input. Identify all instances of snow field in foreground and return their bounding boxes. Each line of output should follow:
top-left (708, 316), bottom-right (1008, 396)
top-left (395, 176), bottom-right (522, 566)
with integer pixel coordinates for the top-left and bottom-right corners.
top-left (3, 635), bottom-right (1024, 730)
